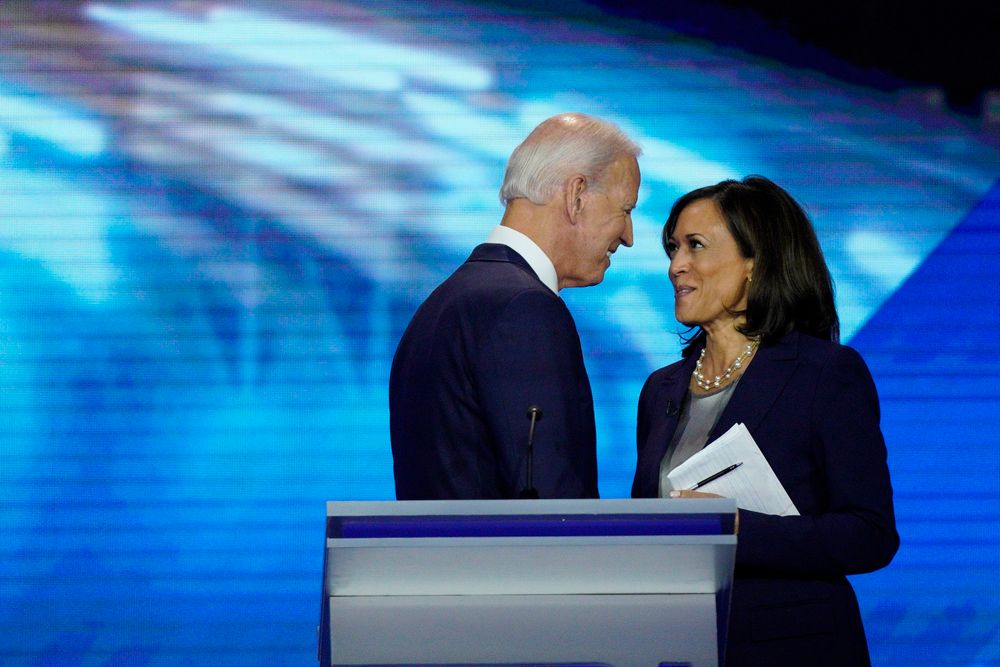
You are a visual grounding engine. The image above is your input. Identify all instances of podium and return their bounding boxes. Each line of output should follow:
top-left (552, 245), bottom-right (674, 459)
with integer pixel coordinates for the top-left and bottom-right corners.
top-left (319, 498), bottom-right (737, 666)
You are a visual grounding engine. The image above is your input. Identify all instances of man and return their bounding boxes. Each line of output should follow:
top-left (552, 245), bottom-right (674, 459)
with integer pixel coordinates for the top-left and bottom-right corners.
top-left (389, 113), bottom-right (641, 499)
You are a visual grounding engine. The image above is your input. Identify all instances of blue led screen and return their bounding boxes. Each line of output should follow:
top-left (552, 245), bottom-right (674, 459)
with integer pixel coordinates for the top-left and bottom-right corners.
top-left (0, 1), bottom-right (998, 665)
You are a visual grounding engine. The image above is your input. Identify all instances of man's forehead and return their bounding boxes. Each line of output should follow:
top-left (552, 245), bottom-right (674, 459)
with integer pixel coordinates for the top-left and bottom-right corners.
top-left (611, 156), bottom-right (640, 193)
top-left (605, 154), bottom-right (639, 181)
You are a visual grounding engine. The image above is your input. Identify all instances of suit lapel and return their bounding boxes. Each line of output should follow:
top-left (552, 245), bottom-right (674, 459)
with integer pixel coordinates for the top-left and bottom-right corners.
top-left (707, 331), bottom-right (801, 442)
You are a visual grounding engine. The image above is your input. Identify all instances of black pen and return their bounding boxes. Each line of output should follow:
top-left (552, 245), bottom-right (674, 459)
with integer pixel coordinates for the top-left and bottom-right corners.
top-left (688, 462), bottom-right (743, 490)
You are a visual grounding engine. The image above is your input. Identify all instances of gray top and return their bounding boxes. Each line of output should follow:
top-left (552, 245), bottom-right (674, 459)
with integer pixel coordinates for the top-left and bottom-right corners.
top-left (658, 379), bottom-right (740, 497)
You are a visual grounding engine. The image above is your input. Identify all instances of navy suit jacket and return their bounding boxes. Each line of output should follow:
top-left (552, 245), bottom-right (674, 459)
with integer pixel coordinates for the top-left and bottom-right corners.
top-left (633, 331), bottom-right (898, 666)
top-left (390, 243), bottom-right (598, 500)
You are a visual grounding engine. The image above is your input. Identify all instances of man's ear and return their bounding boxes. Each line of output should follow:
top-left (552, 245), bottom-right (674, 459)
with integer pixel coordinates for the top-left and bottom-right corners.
top-left (564, 174), bottom-right (588, 223)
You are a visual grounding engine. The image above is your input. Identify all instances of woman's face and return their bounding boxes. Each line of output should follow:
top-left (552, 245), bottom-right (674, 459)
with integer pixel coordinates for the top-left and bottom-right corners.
top-left (666, 198), bottom-right (754, 333)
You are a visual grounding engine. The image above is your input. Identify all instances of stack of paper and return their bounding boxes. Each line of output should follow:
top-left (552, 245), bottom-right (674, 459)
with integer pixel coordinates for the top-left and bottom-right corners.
top-left (666, 423), bottom-right (799, 516)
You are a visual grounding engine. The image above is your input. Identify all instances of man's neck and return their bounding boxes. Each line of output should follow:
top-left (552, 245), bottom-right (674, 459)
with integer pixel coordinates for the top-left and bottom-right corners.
top-left (488, 222), bottom-right (559, 294)
top-left (500, 199), bottom-right (566, 279)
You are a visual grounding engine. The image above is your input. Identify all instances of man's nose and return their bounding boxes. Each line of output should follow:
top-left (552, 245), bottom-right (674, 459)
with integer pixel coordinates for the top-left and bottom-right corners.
top-left (621, 217), bottom-right (634, 247)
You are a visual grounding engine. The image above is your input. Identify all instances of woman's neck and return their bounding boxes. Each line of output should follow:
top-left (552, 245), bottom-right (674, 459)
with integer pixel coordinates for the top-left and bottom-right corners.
top-left (702, 322), bottom-right (751, 367)
top-left (695, 325), bottom-right (758, 391)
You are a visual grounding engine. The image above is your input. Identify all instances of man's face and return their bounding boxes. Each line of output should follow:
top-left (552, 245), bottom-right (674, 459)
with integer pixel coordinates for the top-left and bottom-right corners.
top-left (561, 155), bottom-right (640, 289)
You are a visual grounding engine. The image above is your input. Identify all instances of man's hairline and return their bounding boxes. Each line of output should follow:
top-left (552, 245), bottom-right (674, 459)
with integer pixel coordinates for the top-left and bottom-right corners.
top-left (504, 151), bottom-right (637, 207)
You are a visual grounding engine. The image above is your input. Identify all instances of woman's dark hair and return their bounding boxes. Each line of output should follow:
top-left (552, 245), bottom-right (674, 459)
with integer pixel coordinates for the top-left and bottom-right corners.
top-left (663, 175), bottom-right (839, 354)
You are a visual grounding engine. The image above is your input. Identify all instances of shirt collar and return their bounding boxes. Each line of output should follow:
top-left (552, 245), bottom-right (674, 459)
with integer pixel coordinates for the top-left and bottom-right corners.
top-left (486, 225), bottom-right (559, 294)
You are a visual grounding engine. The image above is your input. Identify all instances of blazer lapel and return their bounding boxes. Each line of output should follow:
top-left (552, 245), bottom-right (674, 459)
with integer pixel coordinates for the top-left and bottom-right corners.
top-left (636, 351), bottom-right (698, 495)
top-left (707, 331), bottom-right (801, 442)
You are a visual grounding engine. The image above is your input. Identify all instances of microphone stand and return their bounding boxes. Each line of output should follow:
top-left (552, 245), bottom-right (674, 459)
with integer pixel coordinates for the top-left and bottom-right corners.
top-left (519, 405), bottom-right (542, 499)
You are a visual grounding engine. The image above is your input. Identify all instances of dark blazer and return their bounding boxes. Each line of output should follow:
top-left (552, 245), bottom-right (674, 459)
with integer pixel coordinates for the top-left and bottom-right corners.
top-left (633, 331), bottom-right (898, 667)
top-left (390, 243), bottom-right (598, 500)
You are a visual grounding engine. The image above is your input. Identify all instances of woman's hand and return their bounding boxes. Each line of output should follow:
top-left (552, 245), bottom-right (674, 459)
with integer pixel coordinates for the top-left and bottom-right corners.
top-left (669, 490), bottom-right (739, 532)
top-left (668, 489), bottom-right (723, 499)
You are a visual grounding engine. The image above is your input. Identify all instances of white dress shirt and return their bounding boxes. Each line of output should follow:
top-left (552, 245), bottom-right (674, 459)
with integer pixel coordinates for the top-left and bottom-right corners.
top-left (486, 225), bottom-right (559, 295)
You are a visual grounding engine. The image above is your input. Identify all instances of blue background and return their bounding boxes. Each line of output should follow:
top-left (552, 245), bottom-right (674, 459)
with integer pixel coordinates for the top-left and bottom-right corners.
top-left (0, 1), bottom-right (997, 665)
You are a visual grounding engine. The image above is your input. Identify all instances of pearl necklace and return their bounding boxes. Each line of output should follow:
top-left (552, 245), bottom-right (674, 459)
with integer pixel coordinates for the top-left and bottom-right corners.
top-left (693, 339), bottom-right (759, 391)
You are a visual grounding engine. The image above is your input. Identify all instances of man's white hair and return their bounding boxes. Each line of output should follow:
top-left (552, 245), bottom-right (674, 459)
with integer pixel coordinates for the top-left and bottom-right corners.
top-left (499, 113), bottom-right (641, 206)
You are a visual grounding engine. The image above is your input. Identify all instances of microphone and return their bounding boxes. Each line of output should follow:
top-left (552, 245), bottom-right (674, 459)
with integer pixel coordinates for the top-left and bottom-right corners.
top-left (518, 405), bottom-right (542, 499)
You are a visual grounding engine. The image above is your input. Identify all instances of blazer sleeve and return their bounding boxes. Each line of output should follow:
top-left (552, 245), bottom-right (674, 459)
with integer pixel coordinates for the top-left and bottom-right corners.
top-left (475, 289), bottom-right (599, 499)
top-left (736, 345), bottom-right (899, 577)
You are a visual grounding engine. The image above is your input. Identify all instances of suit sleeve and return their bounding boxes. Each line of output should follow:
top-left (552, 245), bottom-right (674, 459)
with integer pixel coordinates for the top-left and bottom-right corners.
top-left (475, 289), bottom-right (599, 498)
top-left (736, 346), bottom-right (899, 576)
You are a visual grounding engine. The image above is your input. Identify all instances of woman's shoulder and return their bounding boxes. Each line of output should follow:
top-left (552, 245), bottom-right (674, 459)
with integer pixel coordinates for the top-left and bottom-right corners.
top-left (790, 331), bottom-right (861, 357)
top-left (786, 331), bottom-right (873, 379)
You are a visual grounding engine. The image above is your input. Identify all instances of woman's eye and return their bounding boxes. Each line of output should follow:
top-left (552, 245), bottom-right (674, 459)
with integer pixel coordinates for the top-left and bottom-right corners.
top-left (665, 242), bottom-right (678, 256)
top-left (690, 239), bottom-right (704, 249)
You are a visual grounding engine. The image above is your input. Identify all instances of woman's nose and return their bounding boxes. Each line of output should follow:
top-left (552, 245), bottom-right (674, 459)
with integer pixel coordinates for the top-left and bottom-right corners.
top-left (669, 253), bottom-right (687, 278)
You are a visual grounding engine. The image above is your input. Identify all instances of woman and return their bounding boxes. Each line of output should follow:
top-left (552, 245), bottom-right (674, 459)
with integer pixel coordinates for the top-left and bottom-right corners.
top-left (633, 176), bottom-right (898, 666)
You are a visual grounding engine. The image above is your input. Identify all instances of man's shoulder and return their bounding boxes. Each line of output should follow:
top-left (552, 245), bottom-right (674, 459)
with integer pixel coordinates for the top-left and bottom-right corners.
top-left (404, 250), bottom-right (564, 341)
top-left (437, 245), bottom-right (559, 308)
top-left (458, 244), bottom-right (546, 286)
top-left (453, 271), bottom-right (569, 331)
